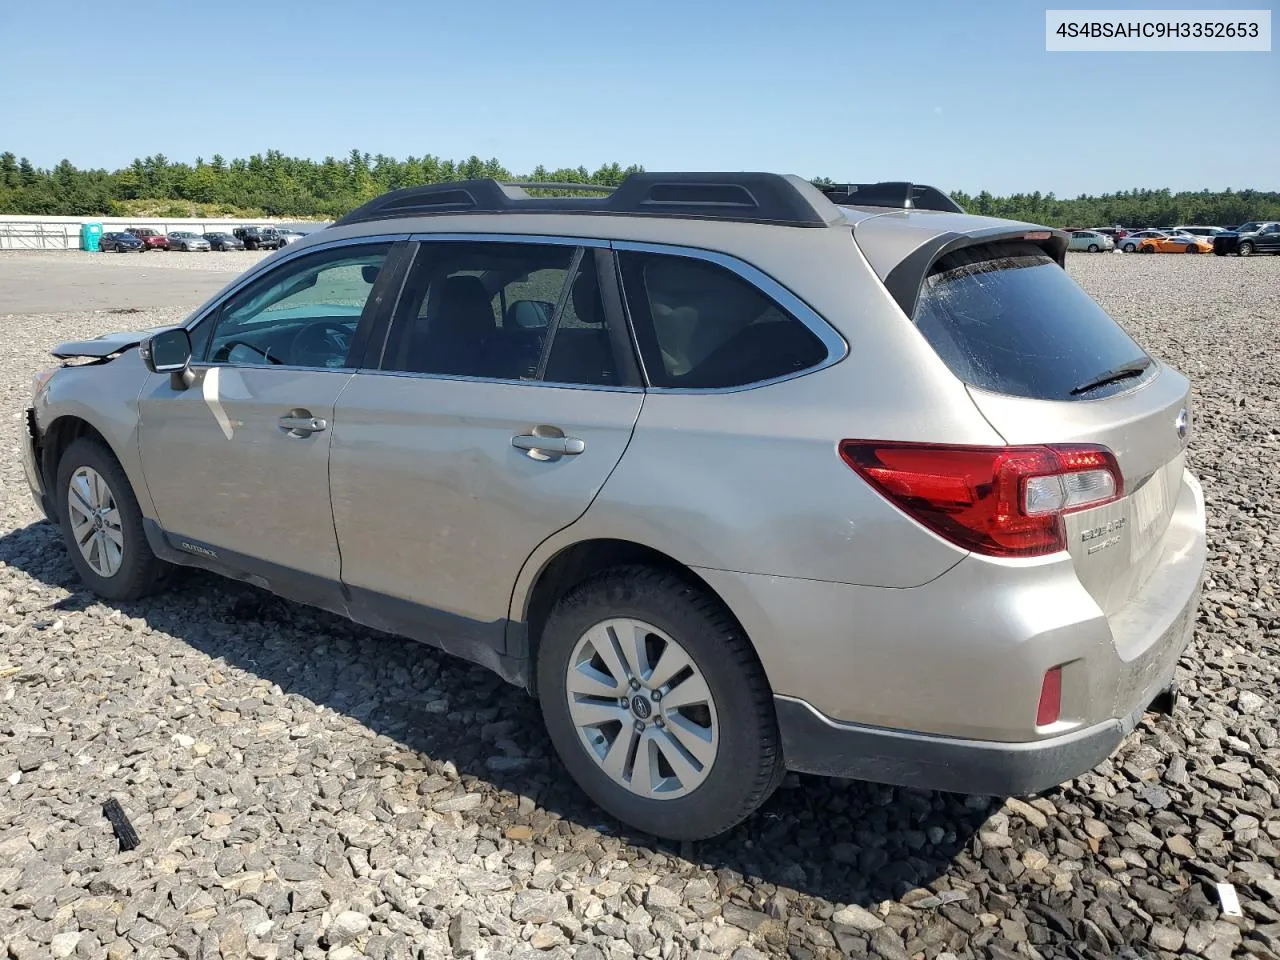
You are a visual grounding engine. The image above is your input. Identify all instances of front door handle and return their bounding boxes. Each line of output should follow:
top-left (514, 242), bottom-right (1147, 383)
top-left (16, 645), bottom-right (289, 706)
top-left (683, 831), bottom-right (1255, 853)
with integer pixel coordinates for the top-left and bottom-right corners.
top-left (279, 414), bottom-right (328, 437)
top-left (512, 432), bottom-right (585, 460)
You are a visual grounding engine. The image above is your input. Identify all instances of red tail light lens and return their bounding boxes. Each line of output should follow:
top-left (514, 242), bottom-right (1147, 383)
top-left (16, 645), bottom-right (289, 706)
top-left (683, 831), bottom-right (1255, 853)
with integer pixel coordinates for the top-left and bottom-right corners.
top-left (1037, 666), bottom-right (1063, 726)
top-left (839, 441), bottom-right (1122, 557)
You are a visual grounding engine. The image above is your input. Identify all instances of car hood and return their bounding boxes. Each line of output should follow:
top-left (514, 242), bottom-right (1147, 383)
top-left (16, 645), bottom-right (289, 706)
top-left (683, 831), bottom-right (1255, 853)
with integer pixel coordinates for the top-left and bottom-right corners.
top-left (51, 326), bottom-right (167, 360)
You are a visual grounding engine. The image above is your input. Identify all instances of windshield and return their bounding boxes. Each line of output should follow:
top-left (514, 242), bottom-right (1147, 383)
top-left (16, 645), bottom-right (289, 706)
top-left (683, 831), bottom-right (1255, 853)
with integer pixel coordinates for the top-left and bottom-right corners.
top-left (913, 242), bottom-right (1151, 402)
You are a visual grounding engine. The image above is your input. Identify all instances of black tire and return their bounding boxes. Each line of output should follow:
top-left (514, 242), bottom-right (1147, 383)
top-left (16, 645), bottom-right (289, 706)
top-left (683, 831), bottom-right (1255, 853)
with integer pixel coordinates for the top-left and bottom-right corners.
top-left (1088, 244), bottom-right (1099, 252)
top-left (1141, 244), bottom-right (1156, 253)
top-left (1184, 243), bottom-right (1200, 253)
top-left (55, 438), bottom-right (172, 601)
top-left (1123, 242), bottom-right (1136, 253)
top-left (1239, 241), bottom-right (1254, 257)
top-left (537, 566), bottom-right (784, 840)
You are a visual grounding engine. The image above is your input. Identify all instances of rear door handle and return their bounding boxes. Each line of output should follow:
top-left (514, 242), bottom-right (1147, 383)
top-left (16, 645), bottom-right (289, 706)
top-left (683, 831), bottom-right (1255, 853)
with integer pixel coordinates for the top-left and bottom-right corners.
top-left (279, 414), bottom-right (328, 436)
top-left (512, 433), bottom-right (585, 459)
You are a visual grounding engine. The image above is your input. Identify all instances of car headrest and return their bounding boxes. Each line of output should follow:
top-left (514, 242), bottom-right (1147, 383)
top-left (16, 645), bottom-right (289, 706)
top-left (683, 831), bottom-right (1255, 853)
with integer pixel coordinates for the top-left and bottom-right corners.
top-left (435, 275), bottom-right (495, 336)
top-left (571, 264), bottom-right (604, 325)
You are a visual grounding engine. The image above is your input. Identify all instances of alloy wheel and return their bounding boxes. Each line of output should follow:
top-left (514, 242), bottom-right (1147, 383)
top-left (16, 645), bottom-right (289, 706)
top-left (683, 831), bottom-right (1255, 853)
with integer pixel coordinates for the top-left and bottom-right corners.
top-left (66, 466), bottom-right (124, 577)
top-left (566, 618), bottom-right (719, 800)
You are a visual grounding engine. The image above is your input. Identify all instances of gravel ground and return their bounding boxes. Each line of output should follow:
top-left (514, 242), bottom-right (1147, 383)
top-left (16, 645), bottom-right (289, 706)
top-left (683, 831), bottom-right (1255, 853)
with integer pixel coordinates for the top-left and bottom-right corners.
top-left (1, 251), bottom-right (1278, 960)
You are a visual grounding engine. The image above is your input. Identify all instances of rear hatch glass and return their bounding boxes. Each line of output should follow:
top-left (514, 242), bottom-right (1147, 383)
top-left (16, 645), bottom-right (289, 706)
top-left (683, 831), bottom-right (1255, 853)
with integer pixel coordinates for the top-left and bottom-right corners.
top-left (914, 242), bottom-right (1152, 401)
top-left (912, 241), bottom-right (1190, 626)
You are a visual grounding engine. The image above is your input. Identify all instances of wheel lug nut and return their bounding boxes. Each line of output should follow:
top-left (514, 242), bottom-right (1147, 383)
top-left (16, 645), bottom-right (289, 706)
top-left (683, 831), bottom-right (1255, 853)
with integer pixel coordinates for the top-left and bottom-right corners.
top-left (651, 690), bottom-right (662, 702)
top-left (654, 717), bottom-right (664, 728)
top-left (634, 720), bottom-right (645, 732)
top-left (629, 679), bottom-right (640, 691)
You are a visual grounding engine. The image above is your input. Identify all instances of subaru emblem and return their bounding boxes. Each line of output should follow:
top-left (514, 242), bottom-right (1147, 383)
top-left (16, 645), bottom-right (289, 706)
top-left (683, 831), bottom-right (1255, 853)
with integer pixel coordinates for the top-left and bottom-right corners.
top-left (1175, 408), bottom-right (1188, 441)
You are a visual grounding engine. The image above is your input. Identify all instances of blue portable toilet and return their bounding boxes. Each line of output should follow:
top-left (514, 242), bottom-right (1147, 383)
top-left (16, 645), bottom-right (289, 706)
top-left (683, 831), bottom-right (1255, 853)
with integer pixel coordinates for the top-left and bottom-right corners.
top-left (81, 222), bottom-right (104, 252)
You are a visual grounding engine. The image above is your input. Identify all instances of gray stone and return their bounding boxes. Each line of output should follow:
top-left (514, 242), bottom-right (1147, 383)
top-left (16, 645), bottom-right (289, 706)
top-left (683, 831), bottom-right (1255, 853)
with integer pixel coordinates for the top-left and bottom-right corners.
top-left (325, 912), bottom-right (370, 947)
top-left (832, 904), bottom-right (885, 932)
top-left (51, 933), bottom-right (82, 959)
top-left (1237, 691), bottom-right (1267, 715)
top-left (290, 882), bottom-right (326, 913)
top-left (448, 911), bottom-right (481, 957)
top-left (511, 891), bottom-right (569, 924)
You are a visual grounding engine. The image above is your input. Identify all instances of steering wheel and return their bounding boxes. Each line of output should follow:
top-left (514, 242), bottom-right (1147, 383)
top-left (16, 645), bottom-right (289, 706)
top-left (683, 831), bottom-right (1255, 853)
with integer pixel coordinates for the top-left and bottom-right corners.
top-left (214, 340), bottom-right (282, 364)
top-left (290, 320), bottom-right (353, 367)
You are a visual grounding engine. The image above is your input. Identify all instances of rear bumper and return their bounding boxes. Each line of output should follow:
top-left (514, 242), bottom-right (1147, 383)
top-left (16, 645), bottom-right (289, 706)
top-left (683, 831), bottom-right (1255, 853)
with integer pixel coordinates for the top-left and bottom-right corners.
top-left (698, 468), bottom-right (1205, 792)
top-left (775, 683), bottom-right (1178, 795)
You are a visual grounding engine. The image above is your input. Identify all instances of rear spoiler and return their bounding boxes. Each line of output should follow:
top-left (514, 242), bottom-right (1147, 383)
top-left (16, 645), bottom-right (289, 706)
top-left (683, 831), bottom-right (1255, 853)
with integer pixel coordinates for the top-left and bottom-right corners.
top-left (879, 226), bottom-right (1070, 318)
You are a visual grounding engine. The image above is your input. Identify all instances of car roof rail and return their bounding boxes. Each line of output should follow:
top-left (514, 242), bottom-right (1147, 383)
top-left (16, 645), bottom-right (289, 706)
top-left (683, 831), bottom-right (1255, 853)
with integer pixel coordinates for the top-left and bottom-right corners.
top-left (504, 181), bottom-right (615, 194)
top-left (331, 172), bottom-right (846, 228)
top-left (819, 181), bottom-right (966, 214)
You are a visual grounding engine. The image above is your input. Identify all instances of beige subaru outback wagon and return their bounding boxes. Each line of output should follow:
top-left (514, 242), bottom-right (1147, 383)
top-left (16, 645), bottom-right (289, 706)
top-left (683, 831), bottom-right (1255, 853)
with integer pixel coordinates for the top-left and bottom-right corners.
top-left (23, 174), bottom-right (1206, 839)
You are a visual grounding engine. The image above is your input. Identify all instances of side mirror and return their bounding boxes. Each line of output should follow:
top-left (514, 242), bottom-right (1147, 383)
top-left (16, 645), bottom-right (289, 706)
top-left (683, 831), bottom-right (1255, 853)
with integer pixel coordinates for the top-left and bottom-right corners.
top-left (362, 264), bottom-right (380, 284)
top-left (141, 328), bottom-right (195, 389)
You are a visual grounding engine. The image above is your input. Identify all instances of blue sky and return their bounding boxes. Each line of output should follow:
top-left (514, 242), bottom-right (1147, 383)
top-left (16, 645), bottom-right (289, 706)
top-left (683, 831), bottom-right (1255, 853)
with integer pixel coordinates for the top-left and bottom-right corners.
top-left (1, 0), bottom-right (1275, 195)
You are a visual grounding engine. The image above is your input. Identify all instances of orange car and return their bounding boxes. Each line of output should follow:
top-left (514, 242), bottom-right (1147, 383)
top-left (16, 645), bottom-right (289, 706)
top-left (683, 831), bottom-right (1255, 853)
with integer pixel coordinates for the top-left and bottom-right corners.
top-left (1138, 234), bottom-right (1214, 254)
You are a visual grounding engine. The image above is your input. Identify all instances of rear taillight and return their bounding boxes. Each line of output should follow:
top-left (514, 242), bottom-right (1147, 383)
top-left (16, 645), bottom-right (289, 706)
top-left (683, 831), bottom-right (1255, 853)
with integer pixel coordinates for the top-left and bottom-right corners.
top-left (839, 441), bottom-right (1123, 558)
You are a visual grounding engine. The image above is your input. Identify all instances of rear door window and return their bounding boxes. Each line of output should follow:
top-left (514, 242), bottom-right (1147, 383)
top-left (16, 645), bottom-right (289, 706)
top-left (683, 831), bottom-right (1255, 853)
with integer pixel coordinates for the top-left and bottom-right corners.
top-left (380, 241), bottom-right (626, 387)
top-left (913, 241), bottom-right (1151, 401)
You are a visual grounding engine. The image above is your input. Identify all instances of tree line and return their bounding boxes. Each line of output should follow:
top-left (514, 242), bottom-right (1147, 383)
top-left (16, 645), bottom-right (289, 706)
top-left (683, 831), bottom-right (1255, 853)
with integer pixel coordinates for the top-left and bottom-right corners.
top-left (2, 149), bottom-right (1277, 228)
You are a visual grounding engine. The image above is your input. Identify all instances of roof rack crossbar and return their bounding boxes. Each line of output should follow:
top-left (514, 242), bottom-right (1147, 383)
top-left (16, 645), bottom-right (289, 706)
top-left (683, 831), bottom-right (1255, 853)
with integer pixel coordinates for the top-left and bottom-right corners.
top-left (332, 172), bottom-right (846, 228)
top-left (820, 181), bottom-right (965, 214)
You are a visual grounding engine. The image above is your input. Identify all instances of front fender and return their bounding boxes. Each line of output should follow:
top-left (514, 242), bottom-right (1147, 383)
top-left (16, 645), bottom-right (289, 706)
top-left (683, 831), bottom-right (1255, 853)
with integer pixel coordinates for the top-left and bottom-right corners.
top-left (39, 351), bottom-right (156, 519)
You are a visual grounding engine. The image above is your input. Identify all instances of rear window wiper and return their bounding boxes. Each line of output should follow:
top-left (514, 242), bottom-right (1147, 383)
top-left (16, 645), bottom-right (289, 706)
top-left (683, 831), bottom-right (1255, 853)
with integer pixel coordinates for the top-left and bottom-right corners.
top-left (1069, 357), bottom-right (1152, 396)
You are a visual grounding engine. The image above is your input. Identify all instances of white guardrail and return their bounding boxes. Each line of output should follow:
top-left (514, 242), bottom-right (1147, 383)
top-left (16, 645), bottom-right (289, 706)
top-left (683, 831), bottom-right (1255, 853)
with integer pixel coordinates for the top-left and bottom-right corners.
top-left (0, 215), bottom-right (330, 251)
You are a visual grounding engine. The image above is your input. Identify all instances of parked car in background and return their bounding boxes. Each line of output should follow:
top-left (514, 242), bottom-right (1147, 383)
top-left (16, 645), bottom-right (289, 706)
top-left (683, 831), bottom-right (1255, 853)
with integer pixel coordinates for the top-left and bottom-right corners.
top-left (1213, 222), bottom-right (1280, 257)
top-left (22, 173), bottom-right (1205, 840)
top-left (99, 232), bottom-right (143, 253)
top-left (276, 228), bottom-right (307, 246)
top-left (1173, 225), bottom-right (1225, 240)
top-left (1119, 230), bottom-right (1166, 252)
top-left (1068, 230), bottom-right (1114, 252)
top-left (167, 231), bottom-right (211, 252)
top-left (126, 227), bottom-right (169, 251)
top-left (1137, 234), bottom-right (1213, 254)
top-left (1092, 227), bottom-right (1128, 245)
top-left (233, 226), bottom-right (284, 250)
top-left (203, 232), bottom-right (245, 252)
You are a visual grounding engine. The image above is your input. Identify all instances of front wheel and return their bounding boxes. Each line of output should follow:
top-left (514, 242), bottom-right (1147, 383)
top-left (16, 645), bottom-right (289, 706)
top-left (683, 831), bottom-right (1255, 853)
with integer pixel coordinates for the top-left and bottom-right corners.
top-left (1184, 244), bottom-right (1200, 254)
top-left (1141, 245), bottom-right (1156, 253)
top-left (537, 567), bottom-right (784, 841)
top-left (1088, 244), bottom-right (1099, 252)
top-left (1239, 241), bottom-right (1254, 257)
top-left (55, 438), bottom-right (172, 601)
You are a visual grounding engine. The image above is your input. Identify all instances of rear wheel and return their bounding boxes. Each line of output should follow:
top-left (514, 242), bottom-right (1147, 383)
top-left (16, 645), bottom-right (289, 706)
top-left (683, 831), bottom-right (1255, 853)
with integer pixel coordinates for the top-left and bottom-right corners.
top-left (537, 567), bottom-right (783, 840)
top-left (55, 439), bottom-right (172, 601)
top-left (1184, 243), bottom-right (1200, 253)
top-left (1239, 241), bottom-right (1254, 257)
top-left (1088, 244), bottom-right (1099, 252)
top-left (1122, 242), bottom-right (1136, 253)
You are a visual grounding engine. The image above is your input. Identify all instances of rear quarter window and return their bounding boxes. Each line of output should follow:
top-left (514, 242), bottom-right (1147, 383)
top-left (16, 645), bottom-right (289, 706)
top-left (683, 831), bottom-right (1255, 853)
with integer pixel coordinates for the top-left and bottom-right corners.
top-left (618, 251), bottom-right (828, 389)
top-left (913, 241), bottom-right (1151, 401)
